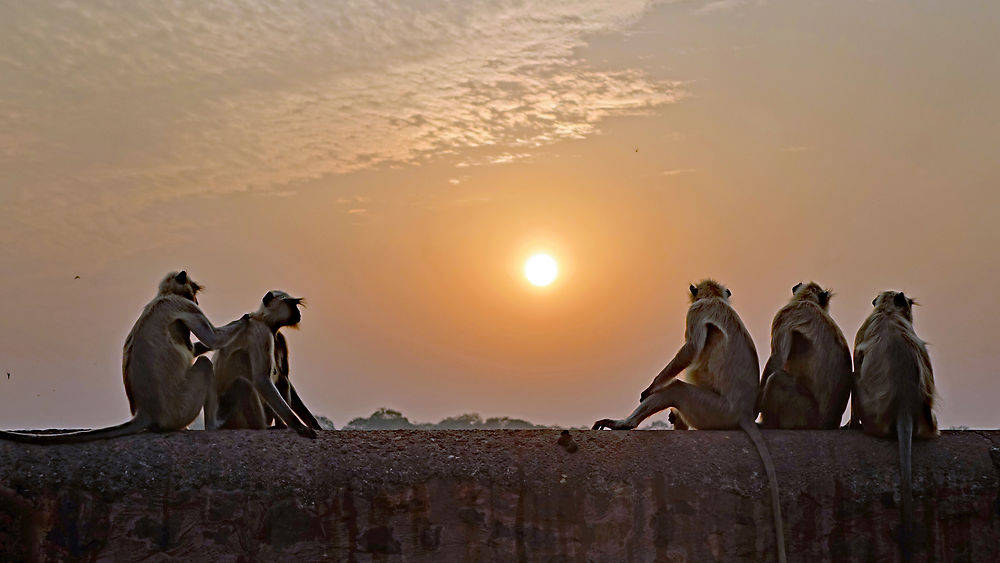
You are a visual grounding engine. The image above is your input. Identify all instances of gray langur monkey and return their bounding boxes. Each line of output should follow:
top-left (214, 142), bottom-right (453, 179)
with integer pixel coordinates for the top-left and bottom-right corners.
top-left (592, 280), bottom-right (786, 563)
top-left (758, 282), bottom-right (852, 429)
top-left (204, 290), bottom-right (319, 438)
top-left (0, 271), bottom-right (247, 444)
top-left (853, 291), bottom-right (938, 562)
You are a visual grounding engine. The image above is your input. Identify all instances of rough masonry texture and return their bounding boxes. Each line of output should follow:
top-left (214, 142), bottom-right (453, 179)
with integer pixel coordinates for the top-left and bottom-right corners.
top-left (1, 429), bottom-right (998, 562)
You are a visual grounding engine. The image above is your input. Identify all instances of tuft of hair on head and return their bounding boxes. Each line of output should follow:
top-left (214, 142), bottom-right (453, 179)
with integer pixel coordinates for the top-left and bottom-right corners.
top-left (689, 279), bottom-right (731, 302)
top-left (158, 270), bottom-right (201, 302)
top-left (871, 290), bottom-right (917, 320)
top-left (792, 281), bottom-right (833, 309)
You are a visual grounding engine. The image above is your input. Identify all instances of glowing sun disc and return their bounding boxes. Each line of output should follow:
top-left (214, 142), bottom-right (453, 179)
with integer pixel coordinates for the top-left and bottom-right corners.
top-left (525, 254), bottom-right (558, 286)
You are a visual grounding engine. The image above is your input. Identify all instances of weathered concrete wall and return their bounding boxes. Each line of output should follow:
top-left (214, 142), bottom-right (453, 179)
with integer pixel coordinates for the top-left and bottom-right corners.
top-left (1, 429), bottom-right (998, 562)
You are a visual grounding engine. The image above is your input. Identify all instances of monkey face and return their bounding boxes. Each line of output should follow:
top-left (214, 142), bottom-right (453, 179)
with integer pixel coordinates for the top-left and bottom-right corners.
top-left (260, 290), bottom-right (305, 328)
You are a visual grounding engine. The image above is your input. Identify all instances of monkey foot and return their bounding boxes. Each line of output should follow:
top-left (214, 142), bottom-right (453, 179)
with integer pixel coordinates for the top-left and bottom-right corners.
top-left (592, 419), bottom-right (636, 430)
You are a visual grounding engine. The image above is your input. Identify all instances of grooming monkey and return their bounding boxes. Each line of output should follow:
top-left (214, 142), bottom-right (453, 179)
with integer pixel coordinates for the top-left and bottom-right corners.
top-left (758, 282), bottom-right (852, 429)
top-left (204, 290), bottom-right (319, 438)
top-left (853, 291), bottom-right (938, 562)
top-left (0, 271), bottom-right (247, 444)
top-left (593, 280), bottom-right (786, 563)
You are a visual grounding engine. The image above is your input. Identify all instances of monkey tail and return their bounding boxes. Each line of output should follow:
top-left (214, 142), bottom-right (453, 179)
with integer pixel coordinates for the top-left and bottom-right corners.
top-left (896, 411), bottom-right (914, 562)
top-left (740, 419), bottom-right (787, 563)
top-left (0, 417), bottom-right (149, 444)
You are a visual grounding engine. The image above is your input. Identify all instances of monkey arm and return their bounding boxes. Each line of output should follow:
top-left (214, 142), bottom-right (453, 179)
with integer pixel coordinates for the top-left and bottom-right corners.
top-left (287, 382), bottom-right (323, 430)
top-left (640, 341), bottom-right (695, 401)
top-left (761, 328), bottom-right (794, 388)
top-left (846, 345), bottom-right (865, 429)
top-left (181, 313), bottom-right (249, 350)
top-left (192, 342), bottom-right (211, 357)
top-left (247, 337), bottom-right (316, 439)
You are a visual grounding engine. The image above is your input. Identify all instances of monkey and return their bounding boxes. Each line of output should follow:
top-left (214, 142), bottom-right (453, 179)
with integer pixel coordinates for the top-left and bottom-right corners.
top-left (852, 291), bottom-right (938, 562)
top-left (0, 271), bottom-right (248, 444)
top-left (758, 282), bottom-right (853, 429)
top-left (203, 290), bottom-right (319, 438)
top-left (592, 280), bottom-right (786, 563)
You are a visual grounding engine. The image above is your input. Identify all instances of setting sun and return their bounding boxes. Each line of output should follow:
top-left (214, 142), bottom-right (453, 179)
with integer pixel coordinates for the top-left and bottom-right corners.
top-left (524, 254), bottom-right (558, 287)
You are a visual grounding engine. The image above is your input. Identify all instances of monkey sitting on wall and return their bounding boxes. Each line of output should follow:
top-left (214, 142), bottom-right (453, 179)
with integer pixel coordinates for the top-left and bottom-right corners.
top-left (203, 290), bottom-right (320, 438)
top-left (0, 271), bottom-right (248, 443)
top-left (758, 282), bottom-right (852, 429)
top-left (592, 279), bottom-right (786, 563)
top-left (853, 291), bottom-right (938, 562)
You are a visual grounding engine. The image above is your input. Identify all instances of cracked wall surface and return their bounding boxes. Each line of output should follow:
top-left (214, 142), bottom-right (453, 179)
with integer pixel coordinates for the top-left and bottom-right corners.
top-left (1, 430), bottom-right (998, 561)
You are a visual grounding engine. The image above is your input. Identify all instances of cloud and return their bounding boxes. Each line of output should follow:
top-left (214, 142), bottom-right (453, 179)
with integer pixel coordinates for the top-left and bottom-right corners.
top-left (692, 0), bottom-right (764, 16)
top-left (0, 1), bottom-right (682, 257)
top-left (660, 168), bottom-right (699, 176)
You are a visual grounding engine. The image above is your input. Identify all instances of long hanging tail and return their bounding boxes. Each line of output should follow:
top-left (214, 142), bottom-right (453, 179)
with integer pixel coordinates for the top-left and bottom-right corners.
top-left (0, 417), bottom-right (148, 444)
top-left (896, 412), bottom-right (914, 562)
top-left (740, 419), bottom-right (787, 563)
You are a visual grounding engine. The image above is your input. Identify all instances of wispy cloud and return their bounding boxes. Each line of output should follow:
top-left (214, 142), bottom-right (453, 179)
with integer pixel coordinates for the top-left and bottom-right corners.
top-left (692, 0), bottom-right (764, 16)
top-left (0, 1), bottom-right (681, 257)
top-left (660, 168), bottom-right (700, 176)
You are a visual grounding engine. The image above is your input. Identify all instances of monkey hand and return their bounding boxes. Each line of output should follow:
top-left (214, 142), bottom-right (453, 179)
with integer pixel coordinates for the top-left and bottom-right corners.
top-left (592, 418), bottom-right (635, 430)
top-left (295, 425), bottom-right (318, 439)
top-left (240, 313), bottom-right (251, 323)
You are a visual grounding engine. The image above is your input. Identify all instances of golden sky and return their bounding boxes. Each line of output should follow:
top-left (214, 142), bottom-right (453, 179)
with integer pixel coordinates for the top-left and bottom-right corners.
top-left (2, 1), bottom-right (998, 429)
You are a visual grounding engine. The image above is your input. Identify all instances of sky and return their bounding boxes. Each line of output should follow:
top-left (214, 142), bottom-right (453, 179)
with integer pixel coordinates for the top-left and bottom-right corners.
top-left (1, 0), bottom-right (999, 430)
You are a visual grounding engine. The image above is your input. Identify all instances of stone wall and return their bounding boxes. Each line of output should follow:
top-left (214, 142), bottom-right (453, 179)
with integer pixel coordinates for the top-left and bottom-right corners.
top-left (1, 429), bottom-right (998, 561)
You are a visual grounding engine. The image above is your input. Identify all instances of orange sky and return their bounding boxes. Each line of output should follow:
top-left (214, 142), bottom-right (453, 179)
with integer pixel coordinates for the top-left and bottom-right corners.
top-left (2, 1), bottom-right (999, 430)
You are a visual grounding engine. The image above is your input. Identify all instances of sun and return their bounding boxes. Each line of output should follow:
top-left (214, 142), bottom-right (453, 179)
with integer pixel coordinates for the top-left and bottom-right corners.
top-left (524, 254), bottom-right (558, 287)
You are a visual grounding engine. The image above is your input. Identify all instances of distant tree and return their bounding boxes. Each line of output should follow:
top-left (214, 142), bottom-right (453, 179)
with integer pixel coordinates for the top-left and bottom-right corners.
top-left (433, 413), bottom-right (485, 429)
top-left (344, 407), bottom-right (417, 430)
top-left (336, 408), bottom-right (553, 430)
top-left (484, 416), bottom-right (546, 429)
top-left (315, 415), bottom-right (337, 430)
top-left (640, 420), bottom-right (672, 430)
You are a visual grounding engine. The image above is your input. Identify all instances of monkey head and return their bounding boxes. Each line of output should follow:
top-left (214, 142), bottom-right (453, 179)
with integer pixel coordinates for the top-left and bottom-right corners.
top-left (255, 290), bottom-right (305, 330)
top-left (689, 279), bottom-right (731, 303)
top-left (871, 290), bottom-right (916, 322)
top-left (158, 270), bottom-right (203, 304)
top-left (791, 281), bottom-right (832, 309)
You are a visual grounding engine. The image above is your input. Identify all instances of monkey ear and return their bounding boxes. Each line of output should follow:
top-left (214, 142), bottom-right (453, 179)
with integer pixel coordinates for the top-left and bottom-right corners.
top-left (725, 288), bottom-right (732, 298)
top-left (818, 291), bottom-right (829, 307)
top-left (893, 292), bottom-right (908, 308)
top-left (872, 297), bottom-right (878, 307)
top-left (175, 271), bottom-right (187, 284)
top-left (689, 284), bottom-right (698, 297)
top-left (792, 282), bottom-right (802, 294)
top-left (263, 291), bottom-right (275, 306)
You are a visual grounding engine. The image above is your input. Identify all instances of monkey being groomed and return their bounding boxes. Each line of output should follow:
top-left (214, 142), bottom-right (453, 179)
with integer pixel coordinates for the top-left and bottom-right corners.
top-left (758, 282), bottom-right (853, 429)
top-left (203, 290), bottom-right (321, 438)
top-left (852, 290), bottom-right (938, 562)
top-left (592, 279), bottom-right (786, 563)
top-left (0, 271), bottom-right (248, 444)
